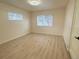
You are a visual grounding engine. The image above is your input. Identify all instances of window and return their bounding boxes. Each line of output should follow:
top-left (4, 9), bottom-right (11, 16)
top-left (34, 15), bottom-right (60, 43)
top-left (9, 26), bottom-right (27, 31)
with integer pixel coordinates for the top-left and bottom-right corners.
top-left (8, 12), bottom-right (23, 21)
top-left (37, 15), bottom-right (53, 27)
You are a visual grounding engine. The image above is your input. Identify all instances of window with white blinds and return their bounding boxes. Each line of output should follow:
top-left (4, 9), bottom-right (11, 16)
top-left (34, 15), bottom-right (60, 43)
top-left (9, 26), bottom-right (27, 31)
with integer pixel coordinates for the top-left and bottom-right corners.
top-left (37, 15), bottom-right (53, 27)
top-left (8, 12), bottom-right (23, 21)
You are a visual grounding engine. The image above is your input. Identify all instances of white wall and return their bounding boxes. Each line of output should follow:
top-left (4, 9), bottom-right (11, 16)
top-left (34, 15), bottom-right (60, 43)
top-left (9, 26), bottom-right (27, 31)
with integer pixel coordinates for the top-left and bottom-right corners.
top-left (0, 3), bottom-right (31, 44)
top-left (31, 8), bottom-right (65, 36)
top-left (63, 0), bottom-right (75, 48)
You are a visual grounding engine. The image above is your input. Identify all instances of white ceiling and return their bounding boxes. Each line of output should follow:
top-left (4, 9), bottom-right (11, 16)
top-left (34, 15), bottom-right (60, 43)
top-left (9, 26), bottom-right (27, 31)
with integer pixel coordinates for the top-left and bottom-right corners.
top-left (0, 0), bottom-right (68, 11)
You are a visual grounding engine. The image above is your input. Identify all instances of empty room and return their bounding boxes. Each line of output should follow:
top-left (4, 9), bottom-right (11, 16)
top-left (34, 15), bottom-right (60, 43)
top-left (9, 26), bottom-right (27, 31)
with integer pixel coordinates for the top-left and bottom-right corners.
top-left (0, 0), bottom-right (79, 59)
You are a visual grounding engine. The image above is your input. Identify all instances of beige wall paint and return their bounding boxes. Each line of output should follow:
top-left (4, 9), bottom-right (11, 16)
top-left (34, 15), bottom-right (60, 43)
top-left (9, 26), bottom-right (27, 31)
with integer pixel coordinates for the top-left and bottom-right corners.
top-left (0, 3), bottom-right (31, 44)
top-left (63, 0), bottom-right (75, 48)
top-left (31, 8), bottom-right (65, 36)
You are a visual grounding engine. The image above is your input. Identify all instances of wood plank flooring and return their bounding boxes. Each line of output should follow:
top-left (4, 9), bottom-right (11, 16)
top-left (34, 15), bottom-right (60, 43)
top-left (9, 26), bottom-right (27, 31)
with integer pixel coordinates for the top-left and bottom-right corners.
top-left (0, 33), bottom-right (71, 59)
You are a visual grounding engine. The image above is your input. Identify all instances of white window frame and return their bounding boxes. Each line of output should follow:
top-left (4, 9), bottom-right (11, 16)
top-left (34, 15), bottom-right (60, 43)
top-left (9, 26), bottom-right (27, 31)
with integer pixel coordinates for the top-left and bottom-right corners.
top-left (8, 12), bottom-right (23, 21)
top-left (37, 15), bottom-right (53, 27)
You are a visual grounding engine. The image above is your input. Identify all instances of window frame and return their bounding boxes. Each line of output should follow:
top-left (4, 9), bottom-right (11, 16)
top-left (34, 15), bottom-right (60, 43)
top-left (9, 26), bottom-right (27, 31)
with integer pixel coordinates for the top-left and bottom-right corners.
top-left (36, 15), bottom-right (53, 27)
top-left (8, 12), bottom-right (24, 21)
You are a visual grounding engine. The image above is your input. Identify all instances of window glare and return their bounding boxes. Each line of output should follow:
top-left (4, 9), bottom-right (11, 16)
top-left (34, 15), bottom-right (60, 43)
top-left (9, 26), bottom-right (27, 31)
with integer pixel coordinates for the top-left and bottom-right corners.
top-left (8, 12), bottom-right (23, 21)
top-left (37, 15), bottom-right (53, 27)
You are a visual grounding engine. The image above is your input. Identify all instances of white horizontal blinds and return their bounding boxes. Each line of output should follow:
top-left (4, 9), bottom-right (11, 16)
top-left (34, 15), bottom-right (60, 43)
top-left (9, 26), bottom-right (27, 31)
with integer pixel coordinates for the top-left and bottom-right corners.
top-left (16, 14), bottom-right (23, 20)
top-left (47, 15), bottom-right (53, 26)
top-left (43, 16), bottom-right (48, 26)
top-left (37, 15), bottom-right (53, 27)
top-left (8, 12), bottom-right (23, 20)
top-left (37, 15), bottom-right (45, 26)
top-left (8, 12), bottom-right (16, 20)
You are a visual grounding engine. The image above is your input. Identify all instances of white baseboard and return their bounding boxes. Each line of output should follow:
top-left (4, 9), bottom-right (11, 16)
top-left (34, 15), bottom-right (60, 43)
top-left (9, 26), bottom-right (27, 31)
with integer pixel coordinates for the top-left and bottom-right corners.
top-left (0, 32), bottom-right (30, 45)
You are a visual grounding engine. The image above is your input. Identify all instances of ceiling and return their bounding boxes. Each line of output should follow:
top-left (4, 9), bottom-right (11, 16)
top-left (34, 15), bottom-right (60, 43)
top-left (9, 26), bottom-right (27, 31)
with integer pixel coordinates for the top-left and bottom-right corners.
top-left (0, 0), bottom-right (68, 11)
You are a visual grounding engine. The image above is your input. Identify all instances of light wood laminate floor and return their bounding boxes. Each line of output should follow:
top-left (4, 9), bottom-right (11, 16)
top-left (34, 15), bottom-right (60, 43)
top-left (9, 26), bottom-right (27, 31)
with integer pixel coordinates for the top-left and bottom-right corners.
top-left (0, 33), bottom-right (70, 59)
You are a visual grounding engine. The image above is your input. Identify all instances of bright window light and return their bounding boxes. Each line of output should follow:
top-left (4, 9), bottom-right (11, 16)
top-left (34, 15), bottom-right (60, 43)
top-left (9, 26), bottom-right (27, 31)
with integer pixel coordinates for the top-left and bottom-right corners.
top-left (8, 12), bottom-right (23, 21)
top-left (37, 15), bottom-right (53, 27)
